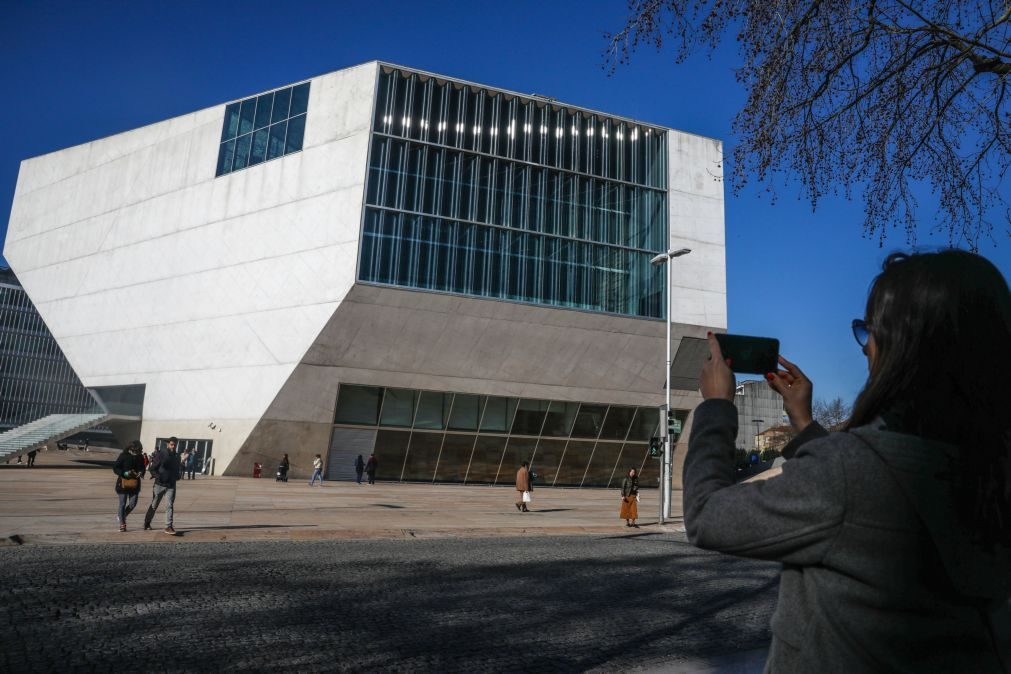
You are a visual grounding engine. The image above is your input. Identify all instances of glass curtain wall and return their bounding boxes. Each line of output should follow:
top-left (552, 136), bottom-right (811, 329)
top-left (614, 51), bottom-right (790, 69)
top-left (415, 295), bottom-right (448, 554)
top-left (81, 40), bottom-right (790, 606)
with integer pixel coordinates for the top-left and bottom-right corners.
top-left (330, 383), bottom-right (680, 488)
top-left (360, 66), bottom-right (668, 319)
top-left (0, 278), bottom-right (96, 431)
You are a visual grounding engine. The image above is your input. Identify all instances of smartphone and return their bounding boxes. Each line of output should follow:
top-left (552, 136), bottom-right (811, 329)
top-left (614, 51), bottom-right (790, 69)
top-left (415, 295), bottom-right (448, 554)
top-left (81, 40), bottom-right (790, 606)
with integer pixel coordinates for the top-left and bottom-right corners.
top-left (714, 333), bottom-right (779, 375)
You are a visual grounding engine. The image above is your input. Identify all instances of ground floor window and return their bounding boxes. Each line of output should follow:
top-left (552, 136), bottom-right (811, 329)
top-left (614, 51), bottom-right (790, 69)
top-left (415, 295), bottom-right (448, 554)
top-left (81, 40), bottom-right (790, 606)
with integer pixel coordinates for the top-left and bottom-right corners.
top-left (155, 437), bottom-right (214, 475)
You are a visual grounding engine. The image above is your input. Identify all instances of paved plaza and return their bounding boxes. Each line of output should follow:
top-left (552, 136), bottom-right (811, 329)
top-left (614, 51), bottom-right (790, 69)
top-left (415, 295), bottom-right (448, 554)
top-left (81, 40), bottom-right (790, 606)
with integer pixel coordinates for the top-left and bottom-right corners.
top-left (0, 452), bottom-right (777, 672)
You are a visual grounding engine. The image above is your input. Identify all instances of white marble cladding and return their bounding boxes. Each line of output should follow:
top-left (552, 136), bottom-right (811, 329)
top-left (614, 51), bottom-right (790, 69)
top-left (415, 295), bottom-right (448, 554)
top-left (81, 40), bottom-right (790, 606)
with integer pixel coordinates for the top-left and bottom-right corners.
top-left (666, 131), bottom-right (727, 329)
top-left (4, 62), bottom-right (379, 470)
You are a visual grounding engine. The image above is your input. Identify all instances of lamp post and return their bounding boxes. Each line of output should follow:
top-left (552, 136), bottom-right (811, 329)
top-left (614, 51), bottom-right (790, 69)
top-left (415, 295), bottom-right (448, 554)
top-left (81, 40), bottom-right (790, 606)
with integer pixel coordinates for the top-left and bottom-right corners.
top-left (752, 418), bottom-right (764, 452)
top-left (650, 247), bottom-right (692, 524)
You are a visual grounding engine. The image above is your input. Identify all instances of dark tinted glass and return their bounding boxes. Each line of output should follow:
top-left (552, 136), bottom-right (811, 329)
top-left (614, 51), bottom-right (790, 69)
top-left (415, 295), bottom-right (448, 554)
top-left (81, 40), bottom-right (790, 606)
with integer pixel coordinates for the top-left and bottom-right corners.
top-left (554, 440), bottom-right (594, 486)
top-left (254, 93), bottom-right (273, 129)
top-left (249, 128), bottom-right (268, 166)
top-left (467, 435), bottom-right (506, 483)
top-left (627, 407), bottom-right (660, 441)
top-left (511, 399), bottom-right (549, 435)
top-left (222, 103), bottom-right (240, 141)
top-left (600, 406), bottom-right (636, 440)
top-left (402, 431), bottom-right (442, 481)
top-left (571, 404), bottom-right (607, 438)
top-left (267, 121), bottom-right (287, 160)
top-left (448, 394), bottom-right (481, 431)
top-left (289, 82), bottom-right (310, 116)
top-left (334, 385), bottom-right (382, 425)
top-left (631, 442), bottom-right (658, 485)
top-left (542, 401), bottom-right (578, 437)
top-left (435, 434), bottom-right (475, 482)
top-left (285, 114), bottom-right (306, 153)
top-left (233, 134), bottom-right (252, 170)
top-left (238, 99), bottom-right (256, 135)
top-left (480, 396), bottom-right (516, 432)
top-left (498, 437), bottom-right (536, 484)
top-left (380, 388), bottom-right (416, 427)
top-left (374, 430), bottom-right (410, 481)
top-left (414, 391), bottom-right (451, 430)
top-left (271, 87), bottom-right (292, 123)
top-left (531, 439), bottom-right (567, 486)
top-left (216, 140), bottom-right (235, 176)
top-left (583, 441), bottom-right (623, 487)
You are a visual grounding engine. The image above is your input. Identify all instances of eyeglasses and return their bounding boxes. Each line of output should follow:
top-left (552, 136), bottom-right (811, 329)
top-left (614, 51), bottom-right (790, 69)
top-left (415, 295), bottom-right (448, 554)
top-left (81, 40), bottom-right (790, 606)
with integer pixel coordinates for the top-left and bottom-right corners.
top-left (851, 319), bottom-right (871, 348)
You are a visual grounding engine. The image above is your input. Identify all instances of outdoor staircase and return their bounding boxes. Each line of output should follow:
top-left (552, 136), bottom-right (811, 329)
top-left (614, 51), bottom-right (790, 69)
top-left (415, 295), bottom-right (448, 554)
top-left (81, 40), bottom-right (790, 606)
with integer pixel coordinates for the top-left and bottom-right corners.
top-left (0, 413), bottom-right (110, 464)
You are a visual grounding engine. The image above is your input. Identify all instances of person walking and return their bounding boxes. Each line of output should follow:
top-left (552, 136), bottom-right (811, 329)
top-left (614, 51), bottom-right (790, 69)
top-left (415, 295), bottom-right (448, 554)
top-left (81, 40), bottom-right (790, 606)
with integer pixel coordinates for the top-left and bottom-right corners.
top-left (277, 453), bottom-right (290, 482)
top-left (26, 449), bottom-right (38, 467)
top-left (143, 437), bottom-right (181, 535)
top-left (515, 461), bottom-right (531, 512)
top-left (113, 440), bottom-right (145, 532)
top-left (364, 454), bottom-right (377, 485)
top-left (309, 454), bottom-right (324, 486)
top-left (178, 447), bottom-right (190, 480)
top-left (354, 454), bottom-right (365, 484)
top-left (685, 250), bottom-right (1011, 671)
top-left (184, 449), bottom-right (197, 480)
top-left (620, 468), bottom-right (639, 527)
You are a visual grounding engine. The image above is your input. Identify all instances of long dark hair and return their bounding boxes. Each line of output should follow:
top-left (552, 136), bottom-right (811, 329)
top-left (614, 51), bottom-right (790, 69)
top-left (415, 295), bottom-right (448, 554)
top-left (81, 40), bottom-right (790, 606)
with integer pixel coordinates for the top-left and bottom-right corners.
top-left (847, 250), bottom-right (1011, 547)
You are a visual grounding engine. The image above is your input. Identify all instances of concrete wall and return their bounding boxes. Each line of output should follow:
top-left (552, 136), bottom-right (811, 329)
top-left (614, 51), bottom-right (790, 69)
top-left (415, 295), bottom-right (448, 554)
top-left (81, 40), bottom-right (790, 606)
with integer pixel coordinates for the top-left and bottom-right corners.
top-left (734, 380), bottom-right (787, 449)
top-left (5, 62), bottom-right (379, 470)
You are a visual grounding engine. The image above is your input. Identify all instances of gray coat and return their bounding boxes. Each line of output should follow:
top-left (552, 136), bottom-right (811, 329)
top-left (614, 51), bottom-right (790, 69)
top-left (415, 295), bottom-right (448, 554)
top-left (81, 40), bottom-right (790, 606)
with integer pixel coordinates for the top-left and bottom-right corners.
top-left (684, 399), bottom-right (1011, 673)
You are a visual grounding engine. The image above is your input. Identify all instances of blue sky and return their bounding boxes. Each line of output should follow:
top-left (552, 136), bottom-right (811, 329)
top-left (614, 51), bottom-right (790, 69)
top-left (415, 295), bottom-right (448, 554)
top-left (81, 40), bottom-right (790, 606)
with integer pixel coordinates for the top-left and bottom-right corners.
top-left (2, 0), bottom-right (1009, 405)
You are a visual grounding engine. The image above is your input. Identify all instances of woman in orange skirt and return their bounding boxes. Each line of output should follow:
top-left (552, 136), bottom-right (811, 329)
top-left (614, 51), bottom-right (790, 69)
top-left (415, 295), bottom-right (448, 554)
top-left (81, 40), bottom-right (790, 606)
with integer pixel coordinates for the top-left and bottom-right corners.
top-left (620, 468), bottom-right (639, 527)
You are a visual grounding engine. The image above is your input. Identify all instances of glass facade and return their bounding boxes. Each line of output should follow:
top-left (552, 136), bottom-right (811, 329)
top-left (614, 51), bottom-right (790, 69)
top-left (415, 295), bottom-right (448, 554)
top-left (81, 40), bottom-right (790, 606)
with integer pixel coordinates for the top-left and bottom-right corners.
top-left (359, 66), bottom-right (669, 319)
top-left (330, 383), bottom-right (689, 488)
top-left (216, 82), bottom-right (310, 177)
top-left (0, 270), bottom-right (96, 432)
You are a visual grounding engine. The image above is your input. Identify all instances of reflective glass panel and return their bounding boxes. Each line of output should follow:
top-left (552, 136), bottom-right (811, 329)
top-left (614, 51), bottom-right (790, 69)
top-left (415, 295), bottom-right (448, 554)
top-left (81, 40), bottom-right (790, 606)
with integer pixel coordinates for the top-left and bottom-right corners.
top-left (467, 435), bottom-right (507, 483)
top-left (631, 443), bottom-right (658, 486)
top-left (497, 437), bottom-right (537, 485)
top-left (289, 82), bottom-right (310, 116)
top-left (271, 87), bottom-right (292, 123)
top-left (511, 399), bottom-right (549, 436)
top-left (627, 407), bottom-right (660, 441)
top-left (480, 396), bottom-right (516, 432)
top-left (334, 385), bottom-right (382, 425)
top-left (414, 391), bottom-right (451, 430)
top-left (583, 441), bottom-right (623, 487)
top-left (402, 431), bottom-right (442, 481)
top-left (233, 133), bottom-right (251, 170)
top-left (571, 404), bottom-right (608, 438)
top-left (216, 82), bottom-right (310, 176)
top-left (542, 401), bottom-right (578, 437)
top-left (222, 103), bottom-right (240, 141)
top-left (254, 93), bottom-right (273, 129)
top-left (267, 121), bottom-right (287, 160)
top-left (380, 388), bottom-right (416, 427)
top-left (531, 439), bottom-right (567, 486)
top-left (286, 114), bottom-right (306, 153)
top-left (374, 429), bottom-right (410, 481)
top-left (435, 433), bottom-right (475, 482)
top-left (447, 394), bottom-right (481, 431)
top-left (600, 406), bottom-right (636, 441)
top-left (554, 440), bottom-right (595, 486)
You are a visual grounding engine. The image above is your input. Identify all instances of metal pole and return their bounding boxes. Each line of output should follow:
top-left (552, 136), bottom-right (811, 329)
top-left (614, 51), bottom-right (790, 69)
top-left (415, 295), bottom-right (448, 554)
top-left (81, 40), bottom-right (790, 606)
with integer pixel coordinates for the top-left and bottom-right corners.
top-left (662, 255), bottom-right (672, 524)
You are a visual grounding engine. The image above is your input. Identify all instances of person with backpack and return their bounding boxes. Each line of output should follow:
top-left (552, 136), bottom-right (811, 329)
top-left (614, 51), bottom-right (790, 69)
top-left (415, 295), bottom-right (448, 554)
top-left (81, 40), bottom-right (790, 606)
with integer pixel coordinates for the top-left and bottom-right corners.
top-left (113, 440), bottom-right (145, 532)
top-left (143, 437), bottom-right (181, 535)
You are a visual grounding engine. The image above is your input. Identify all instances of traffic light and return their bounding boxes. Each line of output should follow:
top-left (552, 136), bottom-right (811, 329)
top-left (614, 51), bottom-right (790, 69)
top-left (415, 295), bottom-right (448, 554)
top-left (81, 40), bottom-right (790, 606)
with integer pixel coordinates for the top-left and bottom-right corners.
top-left (667, 410), bottom-right (682, 437)
top-left (649, 436), bottom-right (662, 459)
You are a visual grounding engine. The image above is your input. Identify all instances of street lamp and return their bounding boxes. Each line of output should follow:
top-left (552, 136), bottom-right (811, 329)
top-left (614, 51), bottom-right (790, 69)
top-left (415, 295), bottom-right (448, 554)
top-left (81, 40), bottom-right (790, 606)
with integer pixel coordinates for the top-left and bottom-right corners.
top-left (752, 419), bottom-right (765, 452)
top-left (651, 247), bottom-right (691, 524)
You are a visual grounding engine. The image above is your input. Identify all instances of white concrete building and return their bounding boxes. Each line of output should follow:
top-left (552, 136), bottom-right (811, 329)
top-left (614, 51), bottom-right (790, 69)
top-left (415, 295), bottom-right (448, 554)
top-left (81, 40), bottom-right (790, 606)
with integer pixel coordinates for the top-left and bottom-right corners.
top-left (3, 61), bottom-right (726, 487)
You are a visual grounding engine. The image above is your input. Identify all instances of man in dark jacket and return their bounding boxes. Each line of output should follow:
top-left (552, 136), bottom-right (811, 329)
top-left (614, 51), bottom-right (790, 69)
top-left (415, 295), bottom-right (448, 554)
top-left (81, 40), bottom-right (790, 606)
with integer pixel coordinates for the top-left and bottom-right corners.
top-left (143, 437), bottom-right (181, 535)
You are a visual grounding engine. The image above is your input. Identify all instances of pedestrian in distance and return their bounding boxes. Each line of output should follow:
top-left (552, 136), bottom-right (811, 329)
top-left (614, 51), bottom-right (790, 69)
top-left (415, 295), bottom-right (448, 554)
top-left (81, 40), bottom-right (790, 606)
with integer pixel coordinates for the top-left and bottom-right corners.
top-left (277, 453), bottom-right (290, 482)
top-left (515, 461), bottom-right (531, 512)
top-left (354, 454), bottom-right (365, 484)
top-left (143, 437), bottom-right (181, 535)
top-left (26, 449), bottom-right (38, 467)
top-left (686, 250), bottom-right (1011, 672)
top-left (113, 440), bottom-right (146, 532)
top-left (364, 453), bottom-right (377, 485)
top-left (620, 468), bottom-right (639, 528)
top-left (179, 447), bottom-right (190, 480)
top-left (309, 454), bottom-right (324, 486)
top-left (185, 449), bottom-right (197, 480)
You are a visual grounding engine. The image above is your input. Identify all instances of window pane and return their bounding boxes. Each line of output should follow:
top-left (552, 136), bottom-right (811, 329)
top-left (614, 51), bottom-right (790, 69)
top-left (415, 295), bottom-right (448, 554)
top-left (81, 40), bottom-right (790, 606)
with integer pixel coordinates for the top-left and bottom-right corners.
top-left (334, 384), bottom-right (382, 425)
top-left (600, 405), bottom-right (636, 440)
top-left (254, 93), bottom-right (273, 129)
top-left (380, 388), bottom-right (416, 427)
top-left (216, 140), bottom-right (235, 176)
top-left (466, 435), bottom-right (506, 483)
top-left (233, 133), bottom-right (252, 170)
top-left (627, 407), bottom-right (660, 441)
top-left (497, 437), bottom-right (536, 485)
top-left (271, 87), bottom-right (292, 123)
top-left (289, 82), bottom-right (310, 116)
top-left (414, 390), bottom-right (451, 430)
top-left (531, 439), bottom-right (567, 486)
top-left (374, 429), bottom-right (410, 482)
top-left (221, 103), bottom-right (240, 141)
top-left (511, 399), bottom-right (549, 436)
top-left (267, 121), bottom-right (287, 160)
top-left (571, 404), bottom-right (607, 438)
top-left (447, 394), bottom-right (481, 431)
top-left (480, 396), bottom-right (516, 432)
top-left (554, 440), bottom-right (594, 486)
top-left (434, 433), bottom-right (475, 482)
top-left (583, 441), bottom-right (623, 487)
top-left (631, 443), bottom-right (658, 487)
top-left (238, 99), bottom-right (256, 135)
top-left (402, 430), bottom-right (442, 481)
top-left (249, 128), bottom-right (268, 166)
top-left (542, 401), bottom-right (579, 437)
top-left (285, 114), bottom-right (306, 153)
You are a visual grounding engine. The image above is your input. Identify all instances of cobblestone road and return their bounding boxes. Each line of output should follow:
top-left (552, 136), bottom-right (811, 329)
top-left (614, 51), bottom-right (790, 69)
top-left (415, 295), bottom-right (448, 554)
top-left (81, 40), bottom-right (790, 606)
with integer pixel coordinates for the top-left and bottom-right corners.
top-left (0, 534), bottom-right (778, 672)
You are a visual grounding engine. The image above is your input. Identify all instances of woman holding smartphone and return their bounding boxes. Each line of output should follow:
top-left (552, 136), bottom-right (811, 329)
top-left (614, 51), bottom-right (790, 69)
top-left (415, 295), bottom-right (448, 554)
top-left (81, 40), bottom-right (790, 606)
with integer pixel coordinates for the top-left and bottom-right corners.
top-left (685, 250), bottom-right (1010, 671)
